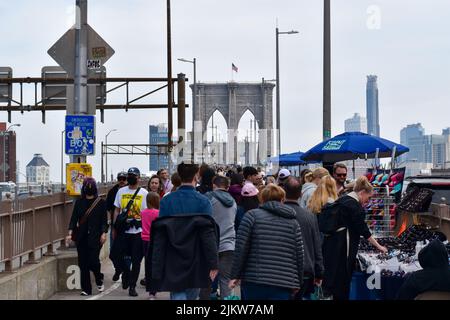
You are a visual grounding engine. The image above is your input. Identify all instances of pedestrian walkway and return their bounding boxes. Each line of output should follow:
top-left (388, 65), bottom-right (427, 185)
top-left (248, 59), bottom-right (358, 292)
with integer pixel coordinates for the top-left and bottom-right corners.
top-left (49, 259), bottom-right (170, 300)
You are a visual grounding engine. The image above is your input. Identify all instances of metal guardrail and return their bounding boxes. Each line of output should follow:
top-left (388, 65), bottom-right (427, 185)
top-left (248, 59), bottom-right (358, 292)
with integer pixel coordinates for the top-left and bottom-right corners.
top-left (0, 181), bottom-right (148, 272)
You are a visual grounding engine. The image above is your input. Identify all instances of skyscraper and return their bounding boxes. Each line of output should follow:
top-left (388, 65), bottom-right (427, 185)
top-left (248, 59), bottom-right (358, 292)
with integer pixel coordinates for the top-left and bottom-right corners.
top-left (366, 75), bottom-right (380, 137)
top-left (344, 113), bottom-right (367, 133)
top-left (0, 122), bottom-right (17, 182)
top-left (149, 124), bottom-right (169, 172)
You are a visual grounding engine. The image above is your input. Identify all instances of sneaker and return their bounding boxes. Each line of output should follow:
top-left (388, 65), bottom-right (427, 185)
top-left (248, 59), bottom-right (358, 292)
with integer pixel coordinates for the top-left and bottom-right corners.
top-left (129, 286), bottom-right (138, 297)
top-left (148, 294), bottom-right (156, 300)
top-left (96, 273), bottom-right (104, 292)
top-left (80, 291), bottom-right (90, 296)
top-left (140, 278), bottom-right (146, 286)
top-left (112, 270), bottom-right (121, 282)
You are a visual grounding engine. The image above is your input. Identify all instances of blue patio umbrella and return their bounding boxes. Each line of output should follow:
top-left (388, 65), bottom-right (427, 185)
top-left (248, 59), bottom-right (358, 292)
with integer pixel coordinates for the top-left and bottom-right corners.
top-left (276, 151), bottom-right (305, 166)
top-left (301, 132), bottom-right (409, 163)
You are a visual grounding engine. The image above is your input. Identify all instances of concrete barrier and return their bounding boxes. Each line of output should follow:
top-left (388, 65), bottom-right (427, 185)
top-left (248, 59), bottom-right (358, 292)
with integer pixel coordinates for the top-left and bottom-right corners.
top-left (0, 235), bottom-right (111, 300)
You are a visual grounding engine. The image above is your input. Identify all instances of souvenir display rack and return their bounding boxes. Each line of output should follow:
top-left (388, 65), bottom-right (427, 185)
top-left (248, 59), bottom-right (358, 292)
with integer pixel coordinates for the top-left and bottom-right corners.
top-left (364, 185), bottom-right (396, 238)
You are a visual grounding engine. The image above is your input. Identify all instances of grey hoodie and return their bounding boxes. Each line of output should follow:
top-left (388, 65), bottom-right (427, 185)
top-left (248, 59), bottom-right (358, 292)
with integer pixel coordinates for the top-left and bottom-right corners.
top-left (300, 182), bottom-right (317, 209)
top-left (206, 190), bottom-right (237, 252)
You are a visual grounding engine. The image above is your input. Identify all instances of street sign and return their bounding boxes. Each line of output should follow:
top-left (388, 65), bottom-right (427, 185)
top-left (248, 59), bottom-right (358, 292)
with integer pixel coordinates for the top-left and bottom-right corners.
top-left (66, 163), bottom-right (92, 195)
top-left (0, 67), bottom-right (12, 103)
top-left (87, 59), bottom-right (102, 70)
top-left (65, 115), bottom-right (96, 155)
top-left (42, 66), bottom-right (106, 111)
top-left (48, 24), bottom-right (115, 78)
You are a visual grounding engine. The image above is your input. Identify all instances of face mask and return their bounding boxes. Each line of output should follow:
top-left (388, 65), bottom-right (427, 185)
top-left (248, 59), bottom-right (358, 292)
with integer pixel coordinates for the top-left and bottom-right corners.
top-left (127, 176), bottom-right (138, 186)
top-left (85, 190), bottom-right (95, 197)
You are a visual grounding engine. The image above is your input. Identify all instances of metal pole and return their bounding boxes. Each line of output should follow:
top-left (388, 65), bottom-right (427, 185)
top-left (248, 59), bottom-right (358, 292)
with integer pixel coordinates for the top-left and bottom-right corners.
top-left (101, 141), bottom-right (104, 183)
top-left (167, 0), bottom-right (173, 152)
top-left (2, 132), bottom-right (5, 182)
top-left (105, 134), bottom-right (108, 183)
top-left (275, 27), bottom-right (281, 155)
top-left (61, 130), bottom-right (65, 189)
top-left (193, 58), bottom-right (196, 163)
top-left (73, 0), bottom-right (88, 164)
top-left (323, 0), bottom-right (331, 141)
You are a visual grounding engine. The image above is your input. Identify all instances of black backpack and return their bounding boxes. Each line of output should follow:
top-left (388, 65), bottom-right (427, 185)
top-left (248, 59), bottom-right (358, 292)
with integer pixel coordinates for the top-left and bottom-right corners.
top-left (318, 199), bottom-right (343, 235)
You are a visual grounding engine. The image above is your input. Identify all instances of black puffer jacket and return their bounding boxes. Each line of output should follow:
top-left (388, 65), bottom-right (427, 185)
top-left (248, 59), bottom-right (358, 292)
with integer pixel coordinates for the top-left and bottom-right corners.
top-left (230, 201), bottom-right (304, 289)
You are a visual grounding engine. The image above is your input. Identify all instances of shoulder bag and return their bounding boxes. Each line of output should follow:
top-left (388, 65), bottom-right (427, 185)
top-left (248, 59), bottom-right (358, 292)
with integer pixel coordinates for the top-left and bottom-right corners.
top-left (71, 197), bottom-right (102, 242)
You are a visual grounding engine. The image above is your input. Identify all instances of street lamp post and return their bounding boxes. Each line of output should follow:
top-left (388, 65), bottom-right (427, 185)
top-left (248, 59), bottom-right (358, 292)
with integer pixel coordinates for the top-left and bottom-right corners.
top-left (2, 123), bottom-right (20, 182)
top-left (276, 27), bottom-right (298, 156)
top-left (178, 57), bottom-right (196, 163)
top-left (61, 130), bottom-right (65, 191)
top-left (105, 129), bottom-right (117, 183)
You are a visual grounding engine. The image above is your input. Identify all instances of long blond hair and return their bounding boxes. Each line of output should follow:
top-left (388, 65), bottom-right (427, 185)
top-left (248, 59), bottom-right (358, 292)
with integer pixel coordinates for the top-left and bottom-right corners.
top-left (307, 175), bottom-right (338, 214)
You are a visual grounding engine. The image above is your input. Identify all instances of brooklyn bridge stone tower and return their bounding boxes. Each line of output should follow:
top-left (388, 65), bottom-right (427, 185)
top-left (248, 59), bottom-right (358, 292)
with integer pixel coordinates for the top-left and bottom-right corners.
top-left (190, 81), bottom-right (275, 164)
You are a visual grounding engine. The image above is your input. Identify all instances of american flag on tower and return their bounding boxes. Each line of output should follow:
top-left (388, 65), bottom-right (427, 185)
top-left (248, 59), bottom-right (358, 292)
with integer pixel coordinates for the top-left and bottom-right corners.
top-left (232, 63), bottom-right (238, 72)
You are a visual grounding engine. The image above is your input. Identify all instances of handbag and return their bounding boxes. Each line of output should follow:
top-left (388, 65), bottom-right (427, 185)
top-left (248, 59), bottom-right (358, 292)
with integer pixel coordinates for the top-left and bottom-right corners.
top-left (71, 197), bottom-right (102, 242)
top-left (114, 187), bottom-right (141, 233)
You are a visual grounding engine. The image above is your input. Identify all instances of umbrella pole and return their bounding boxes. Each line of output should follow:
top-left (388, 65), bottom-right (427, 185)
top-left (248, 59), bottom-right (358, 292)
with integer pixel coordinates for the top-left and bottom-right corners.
top-left (353, 160), bottom-right (356, 179)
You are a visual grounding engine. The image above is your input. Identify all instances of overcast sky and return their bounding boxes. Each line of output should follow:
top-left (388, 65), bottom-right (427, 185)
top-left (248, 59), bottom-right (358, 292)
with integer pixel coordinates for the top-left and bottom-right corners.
top-left (1, 0), bottom-right (449, 183)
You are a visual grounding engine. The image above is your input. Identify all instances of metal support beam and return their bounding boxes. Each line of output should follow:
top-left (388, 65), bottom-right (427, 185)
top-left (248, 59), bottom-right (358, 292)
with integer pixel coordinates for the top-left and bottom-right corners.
top-left (323, 0), bottom-right (331, 141)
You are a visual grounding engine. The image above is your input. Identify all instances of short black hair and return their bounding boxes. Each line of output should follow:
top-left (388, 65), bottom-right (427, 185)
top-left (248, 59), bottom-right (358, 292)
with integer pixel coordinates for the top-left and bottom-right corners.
top-left (177, 162), bottom-right (199, 183)
top-left (243, 166), bottom-right (258, 179)
top-left (283, 177), bottom-right (302, 200)
top-left (212, 175), bottom-right (230, 189)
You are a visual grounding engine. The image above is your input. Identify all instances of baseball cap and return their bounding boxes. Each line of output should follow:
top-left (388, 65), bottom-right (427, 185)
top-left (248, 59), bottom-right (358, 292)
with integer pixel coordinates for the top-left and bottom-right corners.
top-left (278, 169), bottom-right (291, 180)
top-left (241, 183), bottom-right (259, 197)
top-left (127, 167), bottom-right (141, 176)
top-left (117, 171), bottom-right (127, 179)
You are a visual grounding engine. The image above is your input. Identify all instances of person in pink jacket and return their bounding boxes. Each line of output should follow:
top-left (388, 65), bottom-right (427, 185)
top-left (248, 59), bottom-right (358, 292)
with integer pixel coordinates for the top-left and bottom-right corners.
top-left (140, 192), bottom-right (160, 299)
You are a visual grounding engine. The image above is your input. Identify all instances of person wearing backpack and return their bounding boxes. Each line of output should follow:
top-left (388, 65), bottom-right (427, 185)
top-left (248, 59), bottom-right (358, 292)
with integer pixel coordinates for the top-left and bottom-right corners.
top-left (321, 176), bottom-right (388, 300)
top-left (113, 167), bottom-right (148, 297)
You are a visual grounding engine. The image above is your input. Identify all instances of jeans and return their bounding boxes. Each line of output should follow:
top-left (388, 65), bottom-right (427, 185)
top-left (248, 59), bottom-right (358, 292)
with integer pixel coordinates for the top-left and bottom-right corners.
top-left (199, 250), bottom-right (234, 300)
top-left (241, 282), bottom-right (292, 300)
top-left (170, 288), bottom-right (201, 300)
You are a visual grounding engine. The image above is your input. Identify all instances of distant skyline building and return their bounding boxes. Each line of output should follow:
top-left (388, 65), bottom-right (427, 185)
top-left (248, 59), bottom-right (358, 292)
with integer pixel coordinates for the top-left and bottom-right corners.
top-left (26, 154), bottom-right (50, 185)
top-left (366, 75), bottom-right (380, 137)
top-left (344, 113), bottom-right (367, 133)
top-left (0, 122), bottom-right (17, 183)
top-left (400, 124), bottom-right (450, 169)
top-left (149, 124), bottom-right (169, 172)
top-left (400, 123), bottom-right (426, 162)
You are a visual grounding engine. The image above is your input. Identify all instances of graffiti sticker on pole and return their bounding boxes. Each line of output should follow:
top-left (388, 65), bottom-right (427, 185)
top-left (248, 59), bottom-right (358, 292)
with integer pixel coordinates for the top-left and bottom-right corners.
top-left (65, 115), bottom-right (96, 155)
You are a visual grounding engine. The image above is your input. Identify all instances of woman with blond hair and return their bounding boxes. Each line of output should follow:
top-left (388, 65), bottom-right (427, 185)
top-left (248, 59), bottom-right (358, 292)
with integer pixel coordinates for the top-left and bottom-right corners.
top-left (307, 175), bottom-right (338, 214)
top-left (322, 176), bottom-right (388, 300)
top-left (300, 167), bottom-right (330, 209)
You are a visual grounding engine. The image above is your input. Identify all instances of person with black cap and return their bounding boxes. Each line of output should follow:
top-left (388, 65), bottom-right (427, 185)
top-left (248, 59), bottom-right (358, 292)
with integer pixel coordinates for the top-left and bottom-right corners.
top-left (106, 171), bottom-right (128, 282)
top-left (113, 167), bottom-right (148, 297)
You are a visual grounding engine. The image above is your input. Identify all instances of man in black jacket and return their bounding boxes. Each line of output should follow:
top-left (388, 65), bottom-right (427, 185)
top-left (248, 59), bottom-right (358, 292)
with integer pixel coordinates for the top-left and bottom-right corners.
top-left (397, 239), bottom-right (450, 300)
top-left (284, 177), bottom-right (324, 299)
top-left (148, 163), bottom-right (219, 300)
